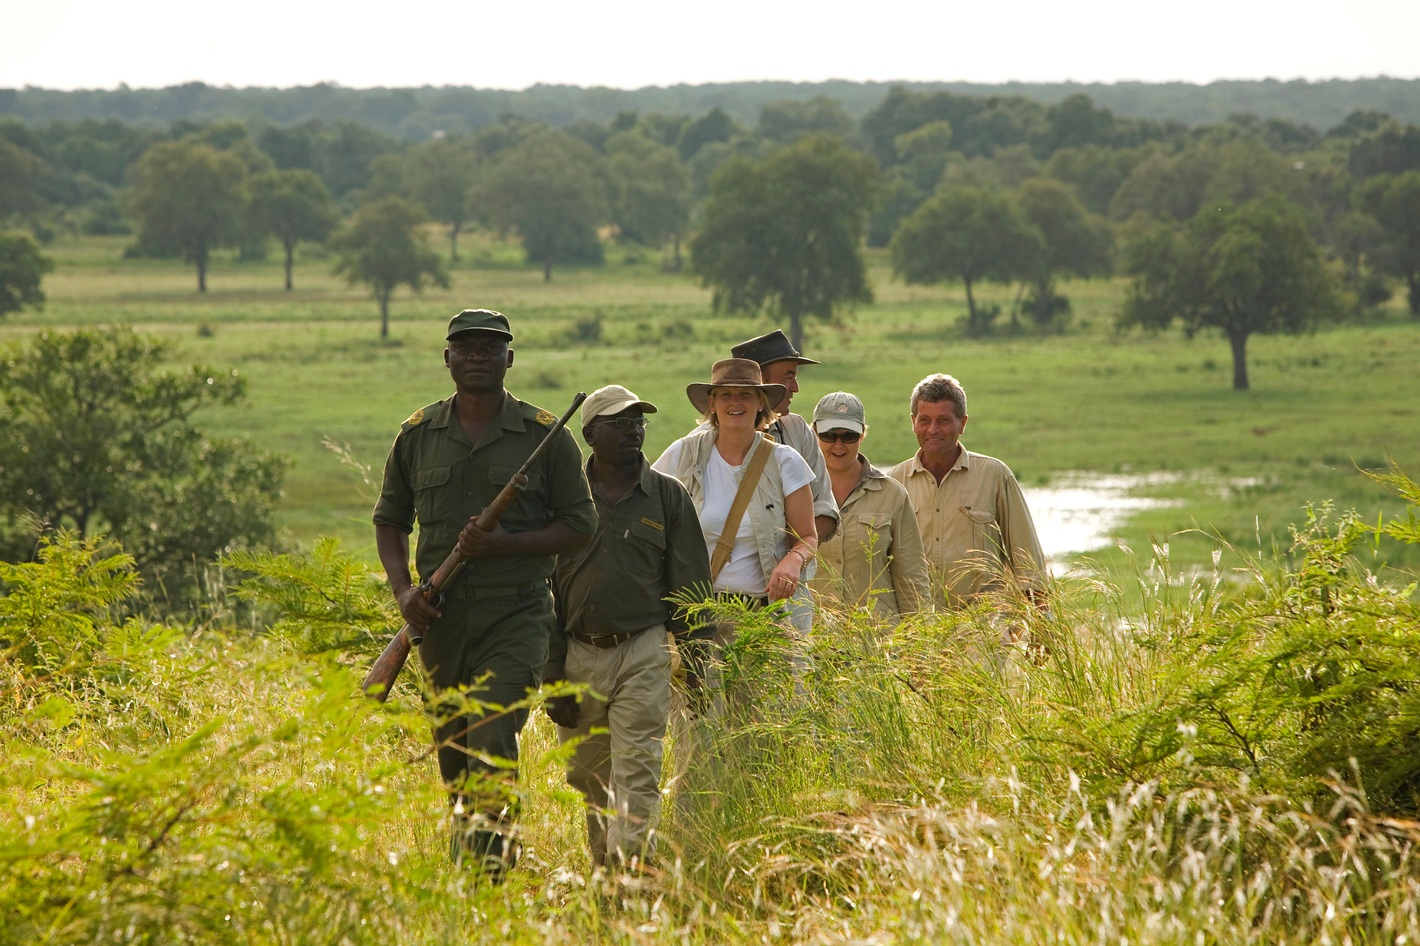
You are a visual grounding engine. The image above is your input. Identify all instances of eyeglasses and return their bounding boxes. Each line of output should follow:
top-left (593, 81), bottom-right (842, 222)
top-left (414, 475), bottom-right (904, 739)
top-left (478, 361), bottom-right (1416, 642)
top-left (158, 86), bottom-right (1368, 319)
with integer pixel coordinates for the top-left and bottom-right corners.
top-left (817, 429), bottom-right (861, 444)
top-left (590, 416), bottom-right (648, 430)
top-left (449, 340), bottom-right (508, 359)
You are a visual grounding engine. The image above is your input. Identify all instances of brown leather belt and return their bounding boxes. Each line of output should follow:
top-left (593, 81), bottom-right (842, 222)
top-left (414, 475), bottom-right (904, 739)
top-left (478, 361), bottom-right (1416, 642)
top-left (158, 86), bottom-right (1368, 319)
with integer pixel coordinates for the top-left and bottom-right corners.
top-left (569, 627), bottom-right (649, 650)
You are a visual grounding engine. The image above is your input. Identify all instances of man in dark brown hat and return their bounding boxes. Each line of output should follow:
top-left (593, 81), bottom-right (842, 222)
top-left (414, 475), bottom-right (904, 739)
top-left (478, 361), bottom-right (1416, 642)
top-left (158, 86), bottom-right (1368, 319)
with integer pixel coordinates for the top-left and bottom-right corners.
top-left (730, 329), bottom-right (838, 543)
top-left (373, 308), bottom-right (597, 877)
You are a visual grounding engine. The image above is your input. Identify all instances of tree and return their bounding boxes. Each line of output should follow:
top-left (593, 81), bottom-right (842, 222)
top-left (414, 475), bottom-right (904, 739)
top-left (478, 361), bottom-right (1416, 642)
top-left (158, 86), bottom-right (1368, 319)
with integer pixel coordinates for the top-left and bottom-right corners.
top-left (690, 135), bottom-right (881, 350)
top-left (890, 186), bottom-right (1044, 335)
top-left (404, 138), bottom-right (481, 261)
top-left (1355, 170), bottom-right (1420, 315)
top-left (124, 140), bottom-right (247, 291)
top-left (1121, 198), bottom-right (1343, 390)
top-left (331, 197), bottom-right (449, 339)
top-left (0, 328), bottom-right (285, 605)
top-left (246, 169), bottom-right (336, 291)
top-left (756, 97), bottom-right (854, 144)
top-left (0, 232), bottom-right (54, 316)
top-left (1016, 179), bottom-right (1113, 328)
top-left (605, 132), bottom-right (692, 269)
top-left (481, 128), bottom-right (609, 282)
top-left (0, 137), bottom-right (48, 222)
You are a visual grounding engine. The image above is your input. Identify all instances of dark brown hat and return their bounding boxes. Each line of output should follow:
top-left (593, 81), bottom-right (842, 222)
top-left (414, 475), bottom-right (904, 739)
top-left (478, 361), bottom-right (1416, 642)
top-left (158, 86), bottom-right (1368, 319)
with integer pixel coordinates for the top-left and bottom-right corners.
top-left (686, 358), bottom-right (788, 414)
top-left (730, 329), bottom-right (819, 367)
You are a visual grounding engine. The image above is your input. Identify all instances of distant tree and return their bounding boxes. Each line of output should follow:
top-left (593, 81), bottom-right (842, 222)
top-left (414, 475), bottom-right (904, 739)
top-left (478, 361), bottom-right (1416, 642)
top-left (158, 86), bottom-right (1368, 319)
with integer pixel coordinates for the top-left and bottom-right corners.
top-left (1034, 94), bottom-right (1120, 155)
top-left (757, 97), bottom-right (854, 144)
top-left (0, 328), bottom-right (285, 605)
top-left (1016, 178), bottom-right (1113, 328)
top-left (0, 137), bottom-right (48, 221)
top-left (331, 197), bottom-right (449, 339)
top-left (605, 132), bottom-right (692, 269)
top-left (0, 232), bottom-right (54, 316)
top-left (1047, 144), bottom-right (1156, 215)
top-left (893, 120), bottom-right (954, 192)
top-left (690, 135), bottom-right (881, 350)
top-left (1355, 171), bottom-right (1420, 316)
top-left (1121, 198), bottom-right (1343, 389)
top-left (1108, 138), bottom-right (1312, 224)
top-left (311, 120), bottom-right (399, 197)
top-left (124, 140), bottom-right (247, 291)
top-left (246, 169), bottom-right (336, 291)
top-left (403, 138), bottom-right (481, 262)
top-left (1347, 123), bottom-right (1420, 180)
top-left (677, 107), bottom-right (741, 160)
top-left (481, 128), bottom-right (609, 281)
top-left (890, 186), bottom-right (1045, 335)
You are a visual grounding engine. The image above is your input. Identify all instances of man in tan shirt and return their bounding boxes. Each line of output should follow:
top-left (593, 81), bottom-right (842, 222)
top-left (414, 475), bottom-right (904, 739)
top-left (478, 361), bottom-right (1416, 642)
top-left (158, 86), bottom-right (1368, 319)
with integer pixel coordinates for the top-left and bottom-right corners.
top-left (888, 373), bottom-right (1047, 607)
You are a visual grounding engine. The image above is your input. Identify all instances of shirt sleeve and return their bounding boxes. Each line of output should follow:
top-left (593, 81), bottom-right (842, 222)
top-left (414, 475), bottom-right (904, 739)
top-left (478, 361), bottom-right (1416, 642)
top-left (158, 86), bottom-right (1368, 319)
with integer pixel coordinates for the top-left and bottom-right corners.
top-left (545, 426), bottom-right (598, 535)
top-left (776, 446), bottom-right (815, 497)
top-left (371, 434), bottom-right (415, 533)
top-left (997, 470), bottom-right (1048, 595)
top-left (651, 440), bottom-right (683, 480)
top-left (661, 478), bottom-right (714, 638)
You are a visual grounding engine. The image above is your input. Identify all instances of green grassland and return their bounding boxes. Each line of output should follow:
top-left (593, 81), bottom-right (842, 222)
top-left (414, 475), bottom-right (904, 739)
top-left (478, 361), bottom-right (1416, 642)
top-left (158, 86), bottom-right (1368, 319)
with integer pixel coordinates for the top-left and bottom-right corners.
top-left (7, 232), bottom-right (1420, 583)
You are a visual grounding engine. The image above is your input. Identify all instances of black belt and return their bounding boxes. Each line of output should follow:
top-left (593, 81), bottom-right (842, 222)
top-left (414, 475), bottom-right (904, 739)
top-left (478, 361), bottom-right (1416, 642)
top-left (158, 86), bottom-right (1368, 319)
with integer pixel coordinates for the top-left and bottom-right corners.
top-left (716, 593), bottom-right (771, 609)
top-left (569, 626), bottom-right (654, 650)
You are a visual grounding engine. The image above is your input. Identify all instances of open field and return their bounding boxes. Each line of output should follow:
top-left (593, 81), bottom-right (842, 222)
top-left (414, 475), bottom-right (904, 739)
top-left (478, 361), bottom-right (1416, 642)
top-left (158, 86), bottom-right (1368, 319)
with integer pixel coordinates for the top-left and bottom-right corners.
top-left (6, 232), bottom-right (1420, 582)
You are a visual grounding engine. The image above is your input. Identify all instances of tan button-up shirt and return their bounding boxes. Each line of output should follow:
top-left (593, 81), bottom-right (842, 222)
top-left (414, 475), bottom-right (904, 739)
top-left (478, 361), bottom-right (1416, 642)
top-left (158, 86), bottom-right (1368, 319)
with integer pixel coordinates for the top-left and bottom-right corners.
top-left (888, 446), bottom-right (1047, 606)
top-left (811, 455), bottom-right (929, 621)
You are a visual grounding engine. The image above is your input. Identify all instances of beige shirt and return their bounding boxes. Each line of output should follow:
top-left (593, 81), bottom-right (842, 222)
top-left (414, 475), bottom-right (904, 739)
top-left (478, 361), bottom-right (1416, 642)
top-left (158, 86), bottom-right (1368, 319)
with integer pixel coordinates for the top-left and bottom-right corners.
top-left (888, 446), bottom-right (1047, 605)
top-left (811, 456), bottom-right (929, 621)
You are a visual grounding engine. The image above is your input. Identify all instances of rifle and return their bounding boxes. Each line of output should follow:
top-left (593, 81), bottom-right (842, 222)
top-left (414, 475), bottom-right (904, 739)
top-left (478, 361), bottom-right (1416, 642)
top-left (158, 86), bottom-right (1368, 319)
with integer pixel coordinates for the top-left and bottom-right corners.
top-left (361, 391), bottom-right (588, 701)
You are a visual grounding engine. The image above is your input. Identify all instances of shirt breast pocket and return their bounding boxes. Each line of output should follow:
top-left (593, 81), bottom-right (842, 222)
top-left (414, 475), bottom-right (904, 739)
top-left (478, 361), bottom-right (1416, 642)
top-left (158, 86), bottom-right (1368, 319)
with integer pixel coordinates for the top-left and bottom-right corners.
top-left (851, 513), bottom-right (893, 554)
top-left (413, 465), bottom-right (452, 526)
top-left (487, 464), bottom-right (548, 527)
top-left (961, 507), bottom-right (1001, 550)
top-left (626, 519), bottom-right (669, 580)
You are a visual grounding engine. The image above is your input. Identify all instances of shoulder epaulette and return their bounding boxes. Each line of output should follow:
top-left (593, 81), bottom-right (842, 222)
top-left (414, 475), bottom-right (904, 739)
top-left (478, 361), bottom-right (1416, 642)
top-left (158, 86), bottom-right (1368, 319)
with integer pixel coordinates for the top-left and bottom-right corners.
top-left (401, 400), bottom-right (443, 430)
top-left (521, 401), bottom-right (559, 428)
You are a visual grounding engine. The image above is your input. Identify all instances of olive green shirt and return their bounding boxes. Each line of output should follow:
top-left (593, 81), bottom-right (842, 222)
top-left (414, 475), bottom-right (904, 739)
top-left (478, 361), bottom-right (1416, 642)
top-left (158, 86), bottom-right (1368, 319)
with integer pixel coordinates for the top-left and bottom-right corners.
top-left (811, 455), bottom-right (929, 620)
top-left (888, 445), bottom-right (1047, 606)
top-left (547, 456), bottom-right (713, 678)
top-left (372, 392), bottom-right (597, 591)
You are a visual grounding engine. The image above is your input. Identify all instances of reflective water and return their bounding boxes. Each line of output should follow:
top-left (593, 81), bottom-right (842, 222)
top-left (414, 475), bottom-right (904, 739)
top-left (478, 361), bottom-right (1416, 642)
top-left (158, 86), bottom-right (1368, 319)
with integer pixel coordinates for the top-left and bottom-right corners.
top-left (1023, 472), bottom-right (1181, 570)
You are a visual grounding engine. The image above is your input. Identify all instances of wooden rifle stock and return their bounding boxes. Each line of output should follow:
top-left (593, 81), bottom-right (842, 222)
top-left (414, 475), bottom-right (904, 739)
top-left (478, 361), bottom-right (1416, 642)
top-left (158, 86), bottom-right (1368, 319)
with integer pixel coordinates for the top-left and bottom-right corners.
top-left (361, 392), bottom-right (588, 701)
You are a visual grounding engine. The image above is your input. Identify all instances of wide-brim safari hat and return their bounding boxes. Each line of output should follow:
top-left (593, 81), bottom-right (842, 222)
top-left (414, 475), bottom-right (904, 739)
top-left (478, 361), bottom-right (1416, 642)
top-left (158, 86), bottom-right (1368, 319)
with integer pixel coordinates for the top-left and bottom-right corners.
top-left (731, 329), bottom-right (819, 367)
top-left (686, 358), bottom-right (787, 414)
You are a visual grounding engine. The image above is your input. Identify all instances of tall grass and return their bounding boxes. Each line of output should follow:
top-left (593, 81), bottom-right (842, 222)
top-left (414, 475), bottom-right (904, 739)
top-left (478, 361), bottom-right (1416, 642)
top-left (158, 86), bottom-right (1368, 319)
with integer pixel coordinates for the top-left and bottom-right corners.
top-left (6, 467), bottom-right (1420, 942)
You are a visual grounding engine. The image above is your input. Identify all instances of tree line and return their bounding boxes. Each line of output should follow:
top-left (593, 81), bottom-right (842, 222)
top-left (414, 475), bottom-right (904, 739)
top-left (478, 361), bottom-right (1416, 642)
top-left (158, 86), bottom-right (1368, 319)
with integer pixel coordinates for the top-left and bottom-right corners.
top-left (3, 77), bottom-right (1418, 140)
top-left (2, 86), bottom-right (1419, 379)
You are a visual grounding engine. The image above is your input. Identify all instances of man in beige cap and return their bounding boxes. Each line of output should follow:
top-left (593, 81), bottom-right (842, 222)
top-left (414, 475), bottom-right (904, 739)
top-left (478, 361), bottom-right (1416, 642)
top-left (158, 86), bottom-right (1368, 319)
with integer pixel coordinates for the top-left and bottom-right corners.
top-left (888, 373), bottom-right (1047, 609)
top-left (543, 384), bottom-right (712, 870)
top-left (729, 330), bottom-right (838, 543)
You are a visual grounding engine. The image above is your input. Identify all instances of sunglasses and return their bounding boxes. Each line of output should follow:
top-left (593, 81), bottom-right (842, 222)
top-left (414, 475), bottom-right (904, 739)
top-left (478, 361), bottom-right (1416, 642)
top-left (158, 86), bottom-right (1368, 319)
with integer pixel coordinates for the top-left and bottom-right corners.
top-left (816, 429), bottom-right (861, 444)
top-left (590, 416), bottom-right (649, 429)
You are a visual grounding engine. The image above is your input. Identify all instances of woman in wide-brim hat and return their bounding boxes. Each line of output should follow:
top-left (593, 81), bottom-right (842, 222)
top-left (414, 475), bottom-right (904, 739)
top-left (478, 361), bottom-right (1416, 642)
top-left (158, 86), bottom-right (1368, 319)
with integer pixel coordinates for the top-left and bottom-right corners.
top-left (652, 358), bottom-right (818, 622)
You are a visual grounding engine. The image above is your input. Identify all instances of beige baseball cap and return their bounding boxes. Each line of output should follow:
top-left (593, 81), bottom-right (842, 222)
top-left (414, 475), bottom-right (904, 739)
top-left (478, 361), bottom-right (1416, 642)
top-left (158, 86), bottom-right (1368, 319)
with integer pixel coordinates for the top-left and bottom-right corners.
top-left (812, 391), bottom-right (866, 434)
top-left (581, 384), bottom-right (657, 425)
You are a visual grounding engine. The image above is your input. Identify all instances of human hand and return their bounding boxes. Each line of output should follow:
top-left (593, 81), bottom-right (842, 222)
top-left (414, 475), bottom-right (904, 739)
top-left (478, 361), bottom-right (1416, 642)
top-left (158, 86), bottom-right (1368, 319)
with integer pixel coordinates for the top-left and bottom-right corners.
top-left (766, 556), bottom-right (801, 602)
top-left (395, 584), bottom-right (441, 631)
top-left (456, 515), bottom-right (512, 559)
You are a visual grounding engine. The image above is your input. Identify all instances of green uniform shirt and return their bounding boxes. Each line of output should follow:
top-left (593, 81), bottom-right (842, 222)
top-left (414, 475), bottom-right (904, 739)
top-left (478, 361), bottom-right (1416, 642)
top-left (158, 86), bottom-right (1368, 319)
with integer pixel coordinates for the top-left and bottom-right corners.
top-left (373, 391), bottom-right (597, 591)
top-left (547, 457), bottom-right (712, 677)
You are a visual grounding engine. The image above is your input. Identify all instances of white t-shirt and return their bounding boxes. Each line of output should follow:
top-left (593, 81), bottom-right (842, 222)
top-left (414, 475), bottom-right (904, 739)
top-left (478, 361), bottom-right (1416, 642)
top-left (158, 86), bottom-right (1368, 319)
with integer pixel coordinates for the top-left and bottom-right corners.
top-left (654, 438), bottom-right (814, 595)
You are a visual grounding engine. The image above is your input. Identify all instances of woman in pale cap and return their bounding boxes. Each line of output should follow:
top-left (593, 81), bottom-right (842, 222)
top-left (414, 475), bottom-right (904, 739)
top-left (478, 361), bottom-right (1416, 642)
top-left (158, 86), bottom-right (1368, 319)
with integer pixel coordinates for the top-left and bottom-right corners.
top-left (651, 358), bottom-right (818, 647)
top-left (810, 391), bottom-right (928, 622)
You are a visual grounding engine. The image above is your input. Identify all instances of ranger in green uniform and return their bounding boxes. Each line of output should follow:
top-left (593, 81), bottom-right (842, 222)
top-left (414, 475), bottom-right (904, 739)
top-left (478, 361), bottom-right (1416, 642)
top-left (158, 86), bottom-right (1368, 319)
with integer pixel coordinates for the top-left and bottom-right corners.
top-left (372, 308), bottom-right (597, 874)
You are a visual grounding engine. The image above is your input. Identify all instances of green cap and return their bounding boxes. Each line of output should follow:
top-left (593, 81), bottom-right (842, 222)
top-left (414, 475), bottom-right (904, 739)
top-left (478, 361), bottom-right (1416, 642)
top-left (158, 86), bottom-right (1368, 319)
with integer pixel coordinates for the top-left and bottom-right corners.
top-left (447, 309), bottom-right (513, 340)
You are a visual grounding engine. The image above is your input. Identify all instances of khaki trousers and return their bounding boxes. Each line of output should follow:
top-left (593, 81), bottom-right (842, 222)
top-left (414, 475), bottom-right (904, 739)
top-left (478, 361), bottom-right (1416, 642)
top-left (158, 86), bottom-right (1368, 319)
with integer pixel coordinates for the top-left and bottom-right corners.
top-left (558, 624), bottom-right (672, 867)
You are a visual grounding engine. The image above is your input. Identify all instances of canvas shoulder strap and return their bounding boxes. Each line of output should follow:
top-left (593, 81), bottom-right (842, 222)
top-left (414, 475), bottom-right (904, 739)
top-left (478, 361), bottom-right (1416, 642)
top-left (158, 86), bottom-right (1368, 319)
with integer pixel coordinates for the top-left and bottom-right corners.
top-left (710, 435), bottom-right (773, 581)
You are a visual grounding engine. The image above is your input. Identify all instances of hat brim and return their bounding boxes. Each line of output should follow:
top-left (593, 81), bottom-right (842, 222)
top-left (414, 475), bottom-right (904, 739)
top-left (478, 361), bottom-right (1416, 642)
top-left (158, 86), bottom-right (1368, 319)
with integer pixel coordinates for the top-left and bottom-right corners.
top-left (763, 355), bottom-right (821, 367)
top-left (447, 326), bottom-right (513, 341)
top-left (687, 381), bottom-right (788, 414)
top-left (813, 418), bottom-right (865, 434)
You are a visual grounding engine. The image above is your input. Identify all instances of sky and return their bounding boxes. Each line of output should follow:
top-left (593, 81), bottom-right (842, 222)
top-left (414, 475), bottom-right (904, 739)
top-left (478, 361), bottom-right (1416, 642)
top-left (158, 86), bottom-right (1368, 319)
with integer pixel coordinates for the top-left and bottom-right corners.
top-left (3, 0), bottom-right (1417, 91)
